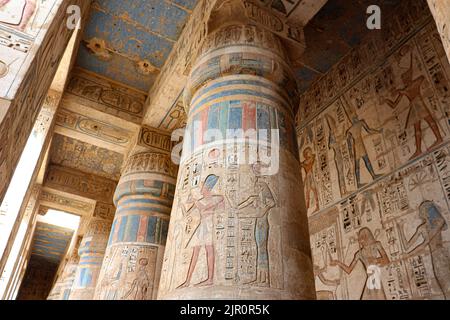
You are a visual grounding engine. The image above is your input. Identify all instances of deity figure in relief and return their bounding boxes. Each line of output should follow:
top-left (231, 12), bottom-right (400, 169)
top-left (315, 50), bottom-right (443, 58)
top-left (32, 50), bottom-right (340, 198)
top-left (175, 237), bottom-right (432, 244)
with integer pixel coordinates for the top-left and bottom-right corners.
top-left (237, 162), bottom-right (277, 287)
top-left (397, 201), bottom-right (450, 299)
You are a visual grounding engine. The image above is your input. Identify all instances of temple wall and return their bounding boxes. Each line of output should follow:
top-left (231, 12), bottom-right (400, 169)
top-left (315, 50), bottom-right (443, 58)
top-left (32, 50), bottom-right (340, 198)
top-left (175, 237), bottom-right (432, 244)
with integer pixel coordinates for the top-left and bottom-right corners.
top-left (158, 19), bottom-right (315, 300)
top-left (0, 0), bottom-right (91, 203)
top-left (296, 2), bottom-right (450, 300)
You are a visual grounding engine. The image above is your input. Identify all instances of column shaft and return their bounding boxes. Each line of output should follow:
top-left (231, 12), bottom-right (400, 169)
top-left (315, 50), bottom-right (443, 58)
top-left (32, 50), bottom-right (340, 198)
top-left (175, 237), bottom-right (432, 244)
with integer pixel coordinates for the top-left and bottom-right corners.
top-left (69, 203), bottom-right (115, 300)
top-left (158, 23), bottom-right (315, 299)
top-left (94, 150), bottom-right (177, 300)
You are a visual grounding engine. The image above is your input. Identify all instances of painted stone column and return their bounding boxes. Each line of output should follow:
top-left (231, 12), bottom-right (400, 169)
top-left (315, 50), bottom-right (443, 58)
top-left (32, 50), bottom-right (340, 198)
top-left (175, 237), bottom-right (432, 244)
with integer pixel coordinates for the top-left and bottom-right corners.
top-left (158, 22), bottom-right (316, 299)
top-left (47, 236), bottom-right (82, 300)
top-left (68, 203), bottom-right (115, 300)
top-left (94, 134), bottom-right (178, 300)
top-left (428, 0), bottom-right (450, 63)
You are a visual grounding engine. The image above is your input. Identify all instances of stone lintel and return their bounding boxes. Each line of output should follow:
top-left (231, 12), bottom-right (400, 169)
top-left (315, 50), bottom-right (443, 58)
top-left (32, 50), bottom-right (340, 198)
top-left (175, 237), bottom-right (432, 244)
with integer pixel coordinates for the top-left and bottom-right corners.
top-left (44, 165), bottom-right (117, 204)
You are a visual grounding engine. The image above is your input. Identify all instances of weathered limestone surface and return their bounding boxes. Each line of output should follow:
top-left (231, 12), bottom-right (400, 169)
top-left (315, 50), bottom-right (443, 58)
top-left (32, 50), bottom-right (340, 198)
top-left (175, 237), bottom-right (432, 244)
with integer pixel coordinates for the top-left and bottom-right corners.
top-left (0, 0), bottom-right (91, 204)
top-left (94, 128), bottom-right (178, 300)
top-left (297, 1), bottom-right (450, 300)
top-left (158, 16), bottom-right (316, 299)
top-left (69, 203), bottom-right (115, 300)
top-left (428, 0), bottom-right (450, 63)
top-left (0, 185), bottom-right (41, 299)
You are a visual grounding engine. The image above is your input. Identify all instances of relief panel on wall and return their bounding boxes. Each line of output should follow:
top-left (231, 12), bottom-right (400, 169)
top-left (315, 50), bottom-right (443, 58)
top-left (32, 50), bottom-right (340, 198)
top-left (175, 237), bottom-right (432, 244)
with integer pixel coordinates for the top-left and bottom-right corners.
top-left (298, 22), bottom-right (450, 216)
top-left (310, 148), bottom-right (450, 300)
top-left (297, 8), bottom-right (450, 300)
top-left (65, 68), bottom-right (147, 124)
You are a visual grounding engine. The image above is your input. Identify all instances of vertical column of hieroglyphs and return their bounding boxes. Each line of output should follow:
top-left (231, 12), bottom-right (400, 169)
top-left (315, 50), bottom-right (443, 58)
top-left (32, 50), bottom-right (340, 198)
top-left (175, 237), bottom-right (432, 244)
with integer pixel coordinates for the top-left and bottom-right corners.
top-left (0, 0), bottom-right (90, 203)
top-left (47, 236), bottom-right (82, 300)
top-left (68, 203), bottom-right (115, 300)
top-left (158, 2), bottom-right (316, 300)
top-left (428, 0), bottom-right (450, 63)
top-left (94, 127), bottom-right (177, 300)
top-left (297, 1), bottom-right (450, 300)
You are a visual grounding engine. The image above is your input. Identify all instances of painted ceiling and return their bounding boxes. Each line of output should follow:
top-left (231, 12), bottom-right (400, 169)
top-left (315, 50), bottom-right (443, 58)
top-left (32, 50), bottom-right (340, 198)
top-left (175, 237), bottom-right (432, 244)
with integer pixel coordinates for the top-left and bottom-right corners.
top-left (295, 0), bottom-right (403, 93)
top-left (75, 0), bottom-right (405, 96)
top-left (76, 0), bottom-right (198, 92)
top-left (30, 222), bottom-right (74, 264)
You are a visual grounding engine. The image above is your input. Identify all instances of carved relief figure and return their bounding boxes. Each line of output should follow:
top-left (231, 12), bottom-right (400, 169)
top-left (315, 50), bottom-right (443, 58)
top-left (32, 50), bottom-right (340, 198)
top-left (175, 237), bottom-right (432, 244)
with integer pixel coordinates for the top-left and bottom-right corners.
top-left (397, 201), bottom-right (450, 298)
top-left (0, 0), bottom-right (36, 31)
top-left (122, 258), bottom-right (150, 300)
top-left (326, 114), bottom-right (348, 196)
top-left (178, 174), bottom-right (225, 288)
top-left (382, 51), bottom-right (443, 160)
top-left (346, 115), bottom-right (382, 188)
top-left (301, 147), bottom-right (320, 212)
top-left (236, 162), bottom-right (277, 286)
top-left (330, 227), bottom-right (390, 300)
top-left (99, 255), bottom-right (124, 300)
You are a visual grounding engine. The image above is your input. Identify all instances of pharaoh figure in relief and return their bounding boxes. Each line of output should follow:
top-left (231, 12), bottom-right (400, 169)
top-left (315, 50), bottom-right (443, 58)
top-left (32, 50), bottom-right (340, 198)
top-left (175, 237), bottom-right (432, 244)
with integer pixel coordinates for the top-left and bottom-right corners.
top-left (381, 49), bottom-right (443, 160)
top-left (177, 174), bottom-right (225, 288)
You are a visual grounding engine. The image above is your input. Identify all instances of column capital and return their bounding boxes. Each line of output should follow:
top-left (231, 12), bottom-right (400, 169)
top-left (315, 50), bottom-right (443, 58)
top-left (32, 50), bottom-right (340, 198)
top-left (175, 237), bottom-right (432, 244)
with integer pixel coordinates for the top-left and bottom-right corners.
top-left (208, 0), bottom-right (306, 53)
top-left (184, 23), bottom-right (300, 118)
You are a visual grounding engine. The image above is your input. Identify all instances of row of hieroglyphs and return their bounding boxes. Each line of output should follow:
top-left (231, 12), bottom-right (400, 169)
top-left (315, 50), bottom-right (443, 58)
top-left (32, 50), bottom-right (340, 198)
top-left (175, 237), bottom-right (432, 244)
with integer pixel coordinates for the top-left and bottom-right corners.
top-left (296, 1), bottom-right (450, 300)
top-left (0, 0), bottom-right (91, 204)
top-left (55, 108), bottom-right (134, 147)
top-left (65, 69), bottom-right (147, 124)
top-left (44, 165), bottom-right (117, 203)
top-left (40, 190), bottom-right (94, 215)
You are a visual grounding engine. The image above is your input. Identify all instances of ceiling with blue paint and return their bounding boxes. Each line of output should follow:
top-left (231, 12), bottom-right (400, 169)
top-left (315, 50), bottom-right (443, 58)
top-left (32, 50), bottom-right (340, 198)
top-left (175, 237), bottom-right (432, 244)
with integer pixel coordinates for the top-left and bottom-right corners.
top-left (30, 222), bottom-right (74, 264)
top-left (76, 0), bottom-right (198, 92)
top-left (75, 0), bottom-right (405, 97)
top-left (295, 0), bottom-right (402, 93)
